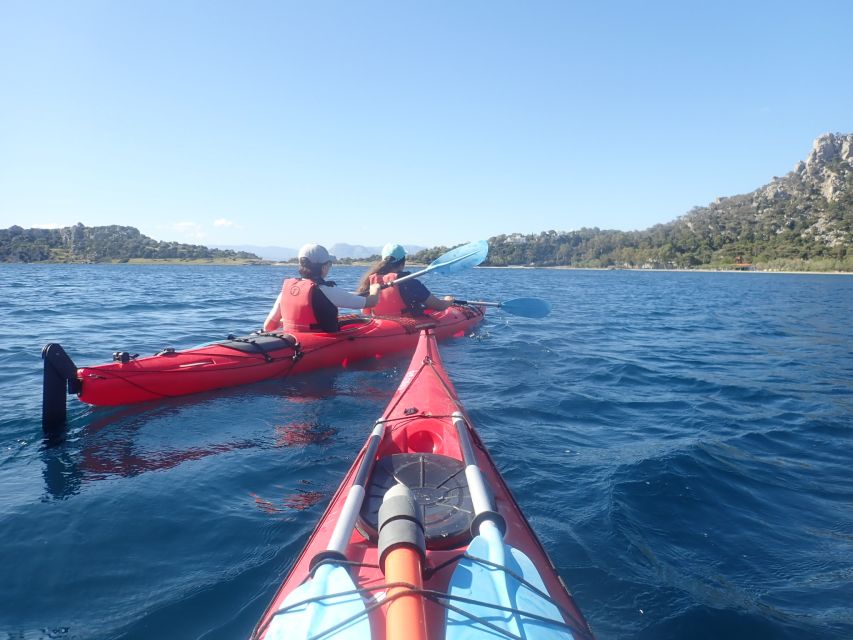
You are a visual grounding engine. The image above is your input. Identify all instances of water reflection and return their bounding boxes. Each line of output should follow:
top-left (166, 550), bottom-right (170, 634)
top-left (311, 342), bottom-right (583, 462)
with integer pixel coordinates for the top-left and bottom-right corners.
top-left (251, 479), bottom-right (328, 514)
top-left (38, 367), bottom-right (387, 501)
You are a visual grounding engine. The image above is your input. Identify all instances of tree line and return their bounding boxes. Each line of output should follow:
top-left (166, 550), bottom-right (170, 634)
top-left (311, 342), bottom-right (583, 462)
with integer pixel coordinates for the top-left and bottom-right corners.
top-left (0, 224), bottom-right (260, 263)
top-left (3, 170), bottom-right (850, 273)
top-left (412, 166), bottom-right (852, 271)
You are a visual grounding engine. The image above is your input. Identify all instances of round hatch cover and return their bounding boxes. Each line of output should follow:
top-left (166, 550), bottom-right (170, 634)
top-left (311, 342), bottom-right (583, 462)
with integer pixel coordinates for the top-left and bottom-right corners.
top-left (357, 453), bottom-right (474, 549)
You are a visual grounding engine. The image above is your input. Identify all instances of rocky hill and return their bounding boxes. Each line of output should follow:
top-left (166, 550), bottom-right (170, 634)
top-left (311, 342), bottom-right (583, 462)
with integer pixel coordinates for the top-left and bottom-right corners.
top-left (663, 132), bottom-right (851, 265)
top-left (0, 224), bottom-right (261, 263)
top-left (484, 133), bottom-right (852, 271)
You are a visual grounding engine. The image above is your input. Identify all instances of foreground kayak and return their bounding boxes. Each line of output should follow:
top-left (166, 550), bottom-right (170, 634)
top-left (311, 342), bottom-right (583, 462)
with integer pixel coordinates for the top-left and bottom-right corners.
top-left (252, 329), bottom-right (594, 640)
top-left (42, 306), bottom-right (484, 410)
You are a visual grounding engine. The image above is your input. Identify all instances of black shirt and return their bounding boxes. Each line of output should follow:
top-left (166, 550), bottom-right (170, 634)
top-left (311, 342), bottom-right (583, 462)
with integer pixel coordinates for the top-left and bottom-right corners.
top-left (396, 272), bottom-right (432, 313)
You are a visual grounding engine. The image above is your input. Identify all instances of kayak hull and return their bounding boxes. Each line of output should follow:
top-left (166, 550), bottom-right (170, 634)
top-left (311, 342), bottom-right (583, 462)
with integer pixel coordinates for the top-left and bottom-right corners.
top-left (253, 329), bottom-right (593, 640)
top-left (75, 307), bottom-right (484, 406)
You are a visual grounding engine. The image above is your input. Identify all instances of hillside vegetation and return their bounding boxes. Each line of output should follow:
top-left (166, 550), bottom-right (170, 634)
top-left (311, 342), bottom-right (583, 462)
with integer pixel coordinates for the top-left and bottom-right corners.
top-left (0, 224), bottom-right (261, 263)
top-left (487, 133), bottom-right (852, 271)
top-left (414, 133), bottom-right (852, 272)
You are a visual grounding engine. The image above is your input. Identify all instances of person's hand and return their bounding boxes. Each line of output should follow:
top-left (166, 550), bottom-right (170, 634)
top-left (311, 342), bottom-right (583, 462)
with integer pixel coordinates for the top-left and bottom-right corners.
top-left (369, 283), bottom-right (382, 296)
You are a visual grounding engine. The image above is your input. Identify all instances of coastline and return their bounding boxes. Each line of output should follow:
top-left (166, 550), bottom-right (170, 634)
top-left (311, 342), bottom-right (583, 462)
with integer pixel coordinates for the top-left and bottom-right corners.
top-left (476, 265), bottom-right (853, 275)
top-left (2, 261), bottom-right (850, 275)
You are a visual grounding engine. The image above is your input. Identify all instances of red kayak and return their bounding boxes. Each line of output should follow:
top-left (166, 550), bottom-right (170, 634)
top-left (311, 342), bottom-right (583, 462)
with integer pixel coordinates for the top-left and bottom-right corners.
top-left (252, 329), bottom-right (594, 640)
top-left (42, 306), bottom-right (484, 409)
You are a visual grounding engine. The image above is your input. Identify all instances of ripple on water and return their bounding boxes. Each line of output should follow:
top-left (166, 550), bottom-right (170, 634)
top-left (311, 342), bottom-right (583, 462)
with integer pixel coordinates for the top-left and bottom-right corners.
top-left (1, 266), bottom-right (851, 639)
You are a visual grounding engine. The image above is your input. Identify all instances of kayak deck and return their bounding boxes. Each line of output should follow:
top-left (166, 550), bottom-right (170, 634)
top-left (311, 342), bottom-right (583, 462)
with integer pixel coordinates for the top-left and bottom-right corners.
top-left (253, 329), bottom-right (593, 640)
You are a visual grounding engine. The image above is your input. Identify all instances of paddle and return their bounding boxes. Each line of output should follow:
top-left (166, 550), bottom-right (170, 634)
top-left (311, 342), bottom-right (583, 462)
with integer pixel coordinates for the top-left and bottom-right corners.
top-left (451, 297), bottom-right (552, 318)
top-left (383, 240), bottom-right (489, 288)
top-left (261, 419), bottom-right (389, 639)
top-left (445, 412), bottom-right (572, 639)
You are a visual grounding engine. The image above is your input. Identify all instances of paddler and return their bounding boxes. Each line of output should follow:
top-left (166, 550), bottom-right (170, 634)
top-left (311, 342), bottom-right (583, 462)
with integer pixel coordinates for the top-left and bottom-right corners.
top-left (264, 243), bottom-right (381, 332)
top-left (356, 243), bottom-right (455, 316)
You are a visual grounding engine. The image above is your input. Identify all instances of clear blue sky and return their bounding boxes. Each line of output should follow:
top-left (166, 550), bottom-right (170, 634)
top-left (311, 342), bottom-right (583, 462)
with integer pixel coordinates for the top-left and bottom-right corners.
top-left (1, 0), bottom-right (851, 249)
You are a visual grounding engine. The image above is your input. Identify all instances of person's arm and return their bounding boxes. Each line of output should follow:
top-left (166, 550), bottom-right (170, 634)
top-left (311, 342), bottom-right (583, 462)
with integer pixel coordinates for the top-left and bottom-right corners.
top-left (402, 279), bottom-right (453, 311)
top-left (263, 293), bottom-right (282, 331)
top-left (321, 284), bottom-right (381, 309)
top-left (423, 294), bottom-right (455, 311)
top-left (364, 283), bottom-right (381, 308)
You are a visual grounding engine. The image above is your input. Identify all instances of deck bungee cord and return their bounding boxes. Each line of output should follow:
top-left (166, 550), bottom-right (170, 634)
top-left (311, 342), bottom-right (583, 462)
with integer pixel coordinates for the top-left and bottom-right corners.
top-left (254, 553), bottom-right (595, 640)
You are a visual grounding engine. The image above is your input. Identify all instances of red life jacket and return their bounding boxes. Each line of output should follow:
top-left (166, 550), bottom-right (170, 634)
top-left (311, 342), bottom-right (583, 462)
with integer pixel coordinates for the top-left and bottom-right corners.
top-left (280, 278), bottom-right (320, 331)
top-left (368, 273), bottom-right (408, 316)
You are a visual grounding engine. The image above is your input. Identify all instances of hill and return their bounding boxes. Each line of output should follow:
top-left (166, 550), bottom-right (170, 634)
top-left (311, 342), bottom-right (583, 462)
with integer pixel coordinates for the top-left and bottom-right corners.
top-left (329, 243), bottom-right (427, 260)
top-left (210, 244), bottom-right (297, 261)
top-left (483, 133), bottom-right (852, 271)
top-left (0, 224), bottom-right (262, 263)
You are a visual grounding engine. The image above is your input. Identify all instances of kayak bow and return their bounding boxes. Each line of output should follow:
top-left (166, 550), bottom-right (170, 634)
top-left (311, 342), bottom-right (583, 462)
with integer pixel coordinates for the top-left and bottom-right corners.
top-left (253, 329), bottom-right (594, 640)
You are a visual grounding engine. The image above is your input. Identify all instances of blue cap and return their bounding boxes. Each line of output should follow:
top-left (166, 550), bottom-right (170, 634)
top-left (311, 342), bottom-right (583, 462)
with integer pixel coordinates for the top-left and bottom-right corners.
top-left (381, 243), bottom-right (406, 261)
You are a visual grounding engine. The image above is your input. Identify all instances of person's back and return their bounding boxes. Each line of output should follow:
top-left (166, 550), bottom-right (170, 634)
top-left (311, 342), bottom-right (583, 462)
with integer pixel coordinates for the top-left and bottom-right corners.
top-left (278, 276), bottom-right (339, 332)
top-left (265, 243), bottom-right (381, 332)
top-left (357, 244), bottom-right (454, 317)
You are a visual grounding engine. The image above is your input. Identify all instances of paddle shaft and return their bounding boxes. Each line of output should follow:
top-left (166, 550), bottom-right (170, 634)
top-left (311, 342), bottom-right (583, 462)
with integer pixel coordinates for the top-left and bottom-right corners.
top-left (451, 411), bottom-right (498, 521)
top-left (325, 419), bottom-right (387, 554)
top-left (262, 424), bottom-right (385, 638)
top-left (452, 299), bottom-right (502, 308)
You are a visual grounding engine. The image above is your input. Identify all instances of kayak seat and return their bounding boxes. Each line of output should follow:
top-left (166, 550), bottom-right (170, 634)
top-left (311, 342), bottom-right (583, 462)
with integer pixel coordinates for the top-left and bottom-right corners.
top-left (357, 453), bottom-right (474, 550)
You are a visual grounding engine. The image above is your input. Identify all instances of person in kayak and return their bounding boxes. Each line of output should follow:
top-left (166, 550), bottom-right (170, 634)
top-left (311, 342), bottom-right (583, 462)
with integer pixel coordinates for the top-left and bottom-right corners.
top-left (264, 243), bottom-right (381, 332)
top-left (356, 243), bottom-right (454, 316)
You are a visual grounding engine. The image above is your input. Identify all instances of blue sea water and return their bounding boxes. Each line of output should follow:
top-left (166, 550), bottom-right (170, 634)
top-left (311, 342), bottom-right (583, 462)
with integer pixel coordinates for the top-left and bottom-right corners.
top-left (0, 264), bottom-right (851, 640)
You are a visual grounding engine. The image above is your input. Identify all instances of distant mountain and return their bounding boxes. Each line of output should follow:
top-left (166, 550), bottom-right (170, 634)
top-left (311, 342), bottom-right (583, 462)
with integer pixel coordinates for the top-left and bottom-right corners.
top-left (0, 224), bottom-right (262, 263)
top-left (485, 132), bottom-right (852, 271)
top-left (329, 243), bottom-right (427, 259)
top-left (211, 243), bottom-right (428, 261)
top-left (211, 244), bottom-right (297, 261)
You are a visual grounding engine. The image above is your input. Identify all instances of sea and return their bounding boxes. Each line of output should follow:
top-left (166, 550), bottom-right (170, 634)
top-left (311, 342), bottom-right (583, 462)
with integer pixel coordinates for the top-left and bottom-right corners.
top-left (0, 264), bottom-right (851, 640)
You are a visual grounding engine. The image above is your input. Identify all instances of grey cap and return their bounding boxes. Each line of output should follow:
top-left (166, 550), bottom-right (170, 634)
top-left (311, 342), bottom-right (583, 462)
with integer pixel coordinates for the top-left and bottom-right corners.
top-left (298, 243), bottom-right (331, 265)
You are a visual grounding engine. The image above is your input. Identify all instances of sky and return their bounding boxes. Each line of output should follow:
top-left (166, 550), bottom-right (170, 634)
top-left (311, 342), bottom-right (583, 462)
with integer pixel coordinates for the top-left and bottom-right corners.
top-left (1, 1), bottom-right (851, 250)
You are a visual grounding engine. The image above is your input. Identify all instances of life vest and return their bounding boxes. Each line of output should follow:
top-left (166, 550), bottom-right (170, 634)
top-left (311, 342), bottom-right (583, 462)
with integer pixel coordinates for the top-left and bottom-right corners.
top-left (280, 278), bottom-right (320, 331)
top-left (369, 273), bottom-right (408, 316)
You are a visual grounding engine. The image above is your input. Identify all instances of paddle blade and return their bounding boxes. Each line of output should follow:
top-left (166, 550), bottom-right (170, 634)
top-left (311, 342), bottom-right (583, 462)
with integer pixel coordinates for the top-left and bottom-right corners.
top-left (446, 527), bottom-right (573, 639)
top-left (264, 563), bottom-right (370, 639)
top-left (428, 240), bottom-right (489, 275)
top-left (501, 297), bottom-right (552, 318)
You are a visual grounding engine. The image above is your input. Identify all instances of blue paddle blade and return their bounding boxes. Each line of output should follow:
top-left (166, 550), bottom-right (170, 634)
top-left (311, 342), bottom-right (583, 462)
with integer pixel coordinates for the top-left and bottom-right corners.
top-left (264, 563), bottom-right (371, 639)
top-left (446, 526), bottom-right (574, 639)
top-left (429, 240), bottom-right (489, 275)
top-left (501, 297), bottom-right (552, 318)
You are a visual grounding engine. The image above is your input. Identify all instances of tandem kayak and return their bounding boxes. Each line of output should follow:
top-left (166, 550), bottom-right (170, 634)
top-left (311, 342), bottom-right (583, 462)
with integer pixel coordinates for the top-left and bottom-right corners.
top-left (41, 306), bottom-right (484, 420)
top-left (252, 329), bottom-right (594, 640)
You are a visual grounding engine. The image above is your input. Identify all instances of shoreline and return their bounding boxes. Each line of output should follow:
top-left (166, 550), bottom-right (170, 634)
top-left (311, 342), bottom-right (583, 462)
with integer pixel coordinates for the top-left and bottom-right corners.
top-left (2, 261), bottom-right (849, 275)
top-left (468, 265), bottom-right (853, 275)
